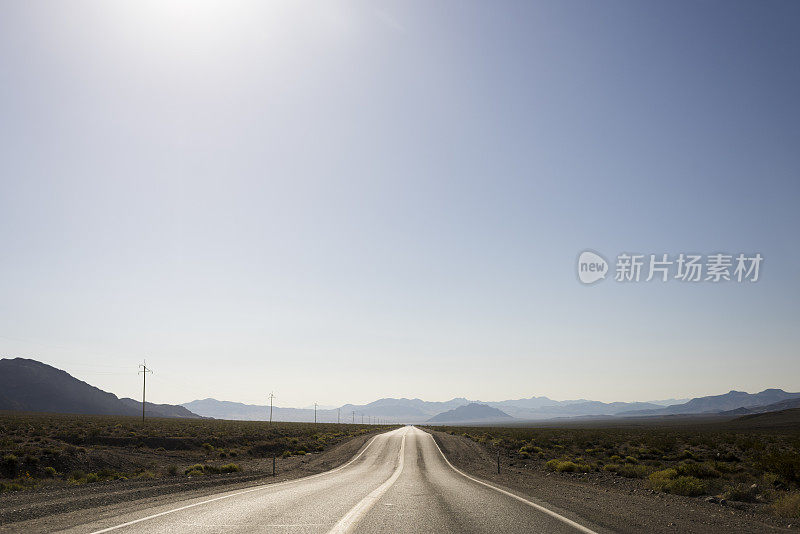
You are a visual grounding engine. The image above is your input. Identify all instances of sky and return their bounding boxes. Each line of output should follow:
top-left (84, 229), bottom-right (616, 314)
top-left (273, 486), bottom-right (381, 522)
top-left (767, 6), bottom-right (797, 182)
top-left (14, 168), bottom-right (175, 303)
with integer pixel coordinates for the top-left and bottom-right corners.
top-left (1, 1), bottom-right (798, 408)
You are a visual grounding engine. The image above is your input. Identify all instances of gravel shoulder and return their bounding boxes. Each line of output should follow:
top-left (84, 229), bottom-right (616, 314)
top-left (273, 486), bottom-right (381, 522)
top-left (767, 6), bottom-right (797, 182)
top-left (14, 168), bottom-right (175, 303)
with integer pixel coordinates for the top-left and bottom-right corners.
top-left (0, 430), bottom-right (379, 533)
top-left (427, 429), bottom-right (797, 534)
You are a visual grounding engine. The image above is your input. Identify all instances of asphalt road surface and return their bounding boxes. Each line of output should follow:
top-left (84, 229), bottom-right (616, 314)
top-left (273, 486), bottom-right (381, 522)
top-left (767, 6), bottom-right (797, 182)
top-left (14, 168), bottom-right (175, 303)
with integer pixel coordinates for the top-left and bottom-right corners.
top-left (64, 426), bottom-right (599, 534)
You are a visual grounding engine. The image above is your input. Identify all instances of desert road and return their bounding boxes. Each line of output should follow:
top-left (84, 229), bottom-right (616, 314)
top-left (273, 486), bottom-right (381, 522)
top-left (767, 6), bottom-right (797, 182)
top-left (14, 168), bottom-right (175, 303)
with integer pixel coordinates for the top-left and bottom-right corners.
top-left (64, 426), bottom-right (600, 534)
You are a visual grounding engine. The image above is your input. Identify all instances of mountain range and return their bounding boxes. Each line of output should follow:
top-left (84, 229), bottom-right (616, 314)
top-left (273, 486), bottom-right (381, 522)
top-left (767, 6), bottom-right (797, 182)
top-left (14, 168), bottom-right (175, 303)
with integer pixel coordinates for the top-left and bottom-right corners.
top-left (0, 358), bottom-right (201, 419)
top-left (3, 357), bottom-right (799, 425)
top-left (180, 390), bottom-right (800, 424)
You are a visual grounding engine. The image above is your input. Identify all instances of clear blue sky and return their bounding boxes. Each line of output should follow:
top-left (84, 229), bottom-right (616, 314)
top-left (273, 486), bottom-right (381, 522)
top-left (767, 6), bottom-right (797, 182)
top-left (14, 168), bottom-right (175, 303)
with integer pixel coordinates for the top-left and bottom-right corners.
top-left (1, 1), bottom-right (798, 407)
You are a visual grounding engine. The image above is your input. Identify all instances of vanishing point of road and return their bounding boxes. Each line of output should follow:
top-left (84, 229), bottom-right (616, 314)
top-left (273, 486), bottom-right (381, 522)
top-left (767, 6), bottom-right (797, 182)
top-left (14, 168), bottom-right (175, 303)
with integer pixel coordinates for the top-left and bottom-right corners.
top-left (65, 426), bottom-right (600, 534)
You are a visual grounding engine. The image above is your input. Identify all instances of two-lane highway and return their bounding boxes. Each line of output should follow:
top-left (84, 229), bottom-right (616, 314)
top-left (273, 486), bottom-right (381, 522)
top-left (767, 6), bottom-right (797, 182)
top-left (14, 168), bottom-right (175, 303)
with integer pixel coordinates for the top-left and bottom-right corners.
top-left (66, 426), bottom-right (598, 534)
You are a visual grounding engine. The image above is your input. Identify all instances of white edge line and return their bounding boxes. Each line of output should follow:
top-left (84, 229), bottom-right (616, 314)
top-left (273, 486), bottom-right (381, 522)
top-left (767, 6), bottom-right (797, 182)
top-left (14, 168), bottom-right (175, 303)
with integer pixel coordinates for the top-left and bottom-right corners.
top-left (86, 429), bottom-right (396, 534)
top-left (423, 428), bottom-right (599, 534)
top-left (327, 427), bottom-right (408, 533)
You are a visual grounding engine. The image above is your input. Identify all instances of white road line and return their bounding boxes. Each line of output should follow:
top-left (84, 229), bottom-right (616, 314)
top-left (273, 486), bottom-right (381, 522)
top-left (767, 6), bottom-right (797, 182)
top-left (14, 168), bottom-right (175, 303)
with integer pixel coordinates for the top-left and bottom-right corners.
top-left (327, 427), bottom-right (408, 534)
top-left (424, 428), bottom-right (599, 534)
top-left (86, 429), bottom-right (395, 534)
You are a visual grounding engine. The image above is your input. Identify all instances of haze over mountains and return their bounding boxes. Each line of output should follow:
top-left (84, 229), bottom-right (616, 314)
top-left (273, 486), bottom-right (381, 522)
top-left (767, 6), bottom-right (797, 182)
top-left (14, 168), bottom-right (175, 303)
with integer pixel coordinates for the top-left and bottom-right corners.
top-left (3, 358), bottom-right (800, 425)
top-left (181, 391), bottom-right (800, 424)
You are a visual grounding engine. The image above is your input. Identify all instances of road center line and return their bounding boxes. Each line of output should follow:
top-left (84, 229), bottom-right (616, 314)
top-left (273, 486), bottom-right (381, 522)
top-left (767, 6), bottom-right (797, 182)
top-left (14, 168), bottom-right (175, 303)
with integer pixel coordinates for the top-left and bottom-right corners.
top-left (327, 427), bottom-right (408, 534)
top-left (424, 428), bottom-right (599, 534)
top-left (86, 430), bottom-right (391, 534)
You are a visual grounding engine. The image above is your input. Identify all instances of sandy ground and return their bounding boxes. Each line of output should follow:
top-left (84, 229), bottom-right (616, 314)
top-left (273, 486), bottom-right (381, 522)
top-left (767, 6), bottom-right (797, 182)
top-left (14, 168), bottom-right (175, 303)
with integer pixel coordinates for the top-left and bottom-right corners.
top-left (0, 430), bottom-right (377, 533)
top-left (428, 429), bottom-right (798, 534)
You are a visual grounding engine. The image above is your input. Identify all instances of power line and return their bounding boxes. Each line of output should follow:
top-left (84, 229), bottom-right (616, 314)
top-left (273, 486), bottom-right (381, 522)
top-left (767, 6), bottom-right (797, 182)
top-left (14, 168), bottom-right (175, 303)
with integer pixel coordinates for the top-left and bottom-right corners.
top-left (268, 392), bottom-right (275, 425)
top-left (138, 360), bottom-right (153, 422)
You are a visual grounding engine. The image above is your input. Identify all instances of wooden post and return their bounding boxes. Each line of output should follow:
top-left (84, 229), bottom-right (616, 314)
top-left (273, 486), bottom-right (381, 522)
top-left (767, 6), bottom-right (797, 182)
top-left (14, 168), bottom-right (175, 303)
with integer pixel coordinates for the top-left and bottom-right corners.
top-left (273, 455), bottom-right (276, 477)
top-left (497, 450), bottom-right (500, 474)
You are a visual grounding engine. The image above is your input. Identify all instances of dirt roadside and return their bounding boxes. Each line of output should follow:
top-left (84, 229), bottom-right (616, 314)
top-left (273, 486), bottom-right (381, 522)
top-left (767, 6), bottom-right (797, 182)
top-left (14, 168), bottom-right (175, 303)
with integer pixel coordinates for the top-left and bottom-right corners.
top-left (0, 429), bottom-right (379, 533)
top-left (427, 429), bottom-right (797, 534)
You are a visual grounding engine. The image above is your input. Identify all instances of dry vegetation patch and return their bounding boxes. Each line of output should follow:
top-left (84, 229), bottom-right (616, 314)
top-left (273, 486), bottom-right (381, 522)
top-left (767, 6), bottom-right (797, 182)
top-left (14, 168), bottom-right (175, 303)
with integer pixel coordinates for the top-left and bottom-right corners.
top-left (0, 412), bottom-right (389, 493)
top-left (425, 422), bottom-right (800, 518)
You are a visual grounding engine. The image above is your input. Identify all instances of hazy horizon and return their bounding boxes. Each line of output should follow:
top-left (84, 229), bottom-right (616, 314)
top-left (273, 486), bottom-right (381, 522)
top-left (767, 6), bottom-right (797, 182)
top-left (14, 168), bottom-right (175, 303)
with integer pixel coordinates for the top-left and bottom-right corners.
top-left (2, 1), bottom-right (799, 407)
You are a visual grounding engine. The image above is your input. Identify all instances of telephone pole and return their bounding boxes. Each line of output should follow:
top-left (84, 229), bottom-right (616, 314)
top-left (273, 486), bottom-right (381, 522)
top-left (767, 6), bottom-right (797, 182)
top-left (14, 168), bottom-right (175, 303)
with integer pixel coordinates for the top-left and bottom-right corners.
top-left (268, 392), bottom-right (275, 425)
top-left (314, 402), bottom-right (318, 424)
top-left (337, 407), bottom-right (340, 424)
top-left (138, 361), bottom-right (152, 422)
top-left (352, 411), bottom-right (355, 424)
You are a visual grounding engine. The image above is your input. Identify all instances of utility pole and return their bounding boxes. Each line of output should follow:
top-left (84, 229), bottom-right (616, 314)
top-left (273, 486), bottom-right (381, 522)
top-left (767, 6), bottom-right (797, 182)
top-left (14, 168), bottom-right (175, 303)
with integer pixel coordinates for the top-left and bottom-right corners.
top-left (352, 411), bottom-right (355, 424)
top-left (314, 402), bottom-right (318, 424)
top-left (268, 392), bottom-right (275, 425)
top-left (337, 407), bottom-right (340, 424)
top-left (138, 361), bottom-right (152, 422)
top-left (361, 414), bottom-right (364, 424)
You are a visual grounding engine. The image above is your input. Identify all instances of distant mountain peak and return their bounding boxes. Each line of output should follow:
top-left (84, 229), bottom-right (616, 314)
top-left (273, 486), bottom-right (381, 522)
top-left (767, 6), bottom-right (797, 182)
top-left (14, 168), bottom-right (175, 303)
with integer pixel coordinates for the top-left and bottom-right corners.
top-left (427, 403), bottom-right (512, 423)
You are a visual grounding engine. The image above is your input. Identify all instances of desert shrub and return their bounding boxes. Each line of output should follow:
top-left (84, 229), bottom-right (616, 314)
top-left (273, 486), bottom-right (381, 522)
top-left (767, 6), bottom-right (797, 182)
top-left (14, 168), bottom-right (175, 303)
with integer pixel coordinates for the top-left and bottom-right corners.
top-left (675, 461), bottom-right (721, 479)
top-left (0, 481), bottom-right (26, 492)
top-left (723, 483), bottom-right (758, 503)
top-left (616, 464), bottom-right (650, 478)
top-left (43, 466), bottom-right (57, 478)
top-left (603, 463), bottom-right (620, 473)
top-left (220, 463), bottom-right (241, 473)
top-left (1, 454), bottom-right (19, 478)
top-left (69, 470), bottom-right (86, 482)
top-left (185, 464), bottom-right (205, 476)
top-left (520, 444), bottom-right (542, 454)
top-left (624, 456), bottom-right (638, 464)
top-left (167, 465), bottom-right (178, 476)
top-left (85, 473), bottom-right (99, 483)
top-left (759, 451), bottom-right (800, 484)
top-left (545, 460), bottom-right (591, 473)
top-left (669, 476), bottom-right (707, 496)
top-left (773, 492), bottom-right (800, 518)
top-left (556, 461), bottom-right (580, 472)
top-left (649, 468), bottom-right (678, 491)
top-left (97, 468), bottom-right (122, 480)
